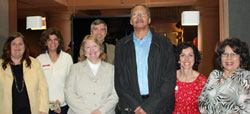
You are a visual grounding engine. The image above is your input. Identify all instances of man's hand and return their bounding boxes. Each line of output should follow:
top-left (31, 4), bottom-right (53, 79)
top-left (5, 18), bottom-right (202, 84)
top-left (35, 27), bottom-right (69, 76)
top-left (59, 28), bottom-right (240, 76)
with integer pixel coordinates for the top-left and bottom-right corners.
top-left (134, 106), bottom-right (147, 114)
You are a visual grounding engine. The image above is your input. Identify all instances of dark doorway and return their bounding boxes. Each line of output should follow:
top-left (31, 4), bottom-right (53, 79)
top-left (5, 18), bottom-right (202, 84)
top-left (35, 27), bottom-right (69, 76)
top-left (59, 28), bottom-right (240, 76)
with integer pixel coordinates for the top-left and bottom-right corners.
top-left (71, 15), bottom-right (133, 63)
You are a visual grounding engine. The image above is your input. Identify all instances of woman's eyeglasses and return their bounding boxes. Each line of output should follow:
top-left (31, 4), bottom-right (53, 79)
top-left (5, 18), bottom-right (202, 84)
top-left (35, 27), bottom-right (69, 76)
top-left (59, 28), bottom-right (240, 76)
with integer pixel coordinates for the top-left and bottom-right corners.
top-left (221, 52), bottom-right (239, 58)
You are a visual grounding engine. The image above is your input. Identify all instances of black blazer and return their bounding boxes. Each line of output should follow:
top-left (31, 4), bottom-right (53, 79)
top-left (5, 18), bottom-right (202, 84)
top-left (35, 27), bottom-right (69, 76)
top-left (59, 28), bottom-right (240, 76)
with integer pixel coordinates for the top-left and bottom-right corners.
top-left (115, 30), bottom-right (176, 114)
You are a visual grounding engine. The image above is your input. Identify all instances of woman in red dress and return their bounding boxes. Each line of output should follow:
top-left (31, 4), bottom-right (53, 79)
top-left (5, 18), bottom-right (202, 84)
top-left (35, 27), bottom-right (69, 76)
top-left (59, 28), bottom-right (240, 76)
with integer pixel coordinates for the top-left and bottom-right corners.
top-left (173, 43), bottom-right (207, 114)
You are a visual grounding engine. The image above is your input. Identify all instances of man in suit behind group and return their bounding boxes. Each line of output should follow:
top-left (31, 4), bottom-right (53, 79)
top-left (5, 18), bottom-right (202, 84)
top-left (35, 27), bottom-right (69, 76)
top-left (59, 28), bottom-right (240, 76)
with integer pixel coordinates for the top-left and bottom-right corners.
top-left (90, 19), bottom-right (115, 64)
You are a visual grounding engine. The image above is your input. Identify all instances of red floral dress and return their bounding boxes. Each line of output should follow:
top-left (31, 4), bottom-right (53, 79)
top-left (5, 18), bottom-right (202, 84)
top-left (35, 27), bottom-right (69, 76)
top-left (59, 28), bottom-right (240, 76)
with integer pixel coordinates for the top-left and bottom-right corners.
top-left (173, 74), bottom-right (207, 114)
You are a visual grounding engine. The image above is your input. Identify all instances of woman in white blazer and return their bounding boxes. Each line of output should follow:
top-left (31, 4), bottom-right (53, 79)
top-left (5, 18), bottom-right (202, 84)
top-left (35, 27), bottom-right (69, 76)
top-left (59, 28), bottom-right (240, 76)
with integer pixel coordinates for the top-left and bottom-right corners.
top-left (65, 35), bottom-right (118, 114)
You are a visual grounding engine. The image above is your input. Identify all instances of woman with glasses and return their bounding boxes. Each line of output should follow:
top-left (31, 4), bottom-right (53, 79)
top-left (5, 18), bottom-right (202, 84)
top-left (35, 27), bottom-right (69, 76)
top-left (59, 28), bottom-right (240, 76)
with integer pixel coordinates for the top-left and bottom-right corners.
top-left (173, 43), bottom-right (207, 114)
top-left (198, 38), bottom-right (250, 114)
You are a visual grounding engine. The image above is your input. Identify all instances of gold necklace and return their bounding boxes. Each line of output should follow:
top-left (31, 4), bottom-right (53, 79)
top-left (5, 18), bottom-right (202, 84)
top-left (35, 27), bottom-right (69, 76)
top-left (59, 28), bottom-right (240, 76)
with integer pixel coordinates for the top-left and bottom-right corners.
top-left (221, 75), bottom-right (227, 80)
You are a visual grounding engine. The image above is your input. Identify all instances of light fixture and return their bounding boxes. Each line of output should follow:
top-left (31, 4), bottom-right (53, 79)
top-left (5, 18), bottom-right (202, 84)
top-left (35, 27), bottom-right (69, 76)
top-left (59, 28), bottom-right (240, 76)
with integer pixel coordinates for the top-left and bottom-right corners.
top-left (181, 11), bottom-right (200, 26)
top-left (26, 16), bottom-right (47, 30)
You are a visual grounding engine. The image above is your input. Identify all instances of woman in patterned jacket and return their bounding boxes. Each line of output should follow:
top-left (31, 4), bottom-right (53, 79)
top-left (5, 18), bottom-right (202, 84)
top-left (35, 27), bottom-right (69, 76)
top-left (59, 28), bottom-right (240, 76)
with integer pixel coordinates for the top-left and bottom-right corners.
top-left (198, 38), bottom-right (250, 114)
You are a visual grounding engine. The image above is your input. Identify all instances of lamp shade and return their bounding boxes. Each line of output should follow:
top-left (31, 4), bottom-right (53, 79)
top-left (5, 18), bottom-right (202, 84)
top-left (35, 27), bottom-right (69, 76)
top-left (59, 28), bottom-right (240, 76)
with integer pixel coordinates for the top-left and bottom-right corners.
top-left (26, 16), bottom-right (42, 29)
top-left (181, 11), bottom-right (200, 26)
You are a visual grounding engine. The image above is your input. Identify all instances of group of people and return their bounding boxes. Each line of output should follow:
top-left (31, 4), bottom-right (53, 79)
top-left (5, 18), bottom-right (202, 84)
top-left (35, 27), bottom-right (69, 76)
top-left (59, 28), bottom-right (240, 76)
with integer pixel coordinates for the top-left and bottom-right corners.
top-left (0, 3), bottom-right (250, 114)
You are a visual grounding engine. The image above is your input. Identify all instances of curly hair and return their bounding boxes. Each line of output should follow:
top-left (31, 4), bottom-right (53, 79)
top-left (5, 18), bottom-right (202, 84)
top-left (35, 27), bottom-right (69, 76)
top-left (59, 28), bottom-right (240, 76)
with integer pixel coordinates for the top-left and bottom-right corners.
top-left (78, 35), bottom-right (106, 62)
top-left (175, 42), bottom-right (201, 70)
top-left (215, 38), bottom-right (249, 71)
top-left (40, 28), bottom-right (64, 54)
top-left (1, 32), bottom-right (31, 70)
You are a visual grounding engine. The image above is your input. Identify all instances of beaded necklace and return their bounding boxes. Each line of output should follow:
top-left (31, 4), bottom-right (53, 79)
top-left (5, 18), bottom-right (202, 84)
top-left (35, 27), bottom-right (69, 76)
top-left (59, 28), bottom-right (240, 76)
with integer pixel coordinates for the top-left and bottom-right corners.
top-left (11, 65), bottom-right (25, 93)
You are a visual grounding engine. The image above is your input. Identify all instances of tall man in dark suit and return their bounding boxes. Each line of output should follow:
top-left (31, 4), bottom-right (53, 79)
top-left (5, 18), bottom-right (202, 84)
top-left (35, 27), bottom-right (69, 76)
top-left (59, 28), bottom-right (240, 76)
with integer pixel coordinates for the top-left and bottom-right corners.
top-left (115, 4), bottom-right (176, 114)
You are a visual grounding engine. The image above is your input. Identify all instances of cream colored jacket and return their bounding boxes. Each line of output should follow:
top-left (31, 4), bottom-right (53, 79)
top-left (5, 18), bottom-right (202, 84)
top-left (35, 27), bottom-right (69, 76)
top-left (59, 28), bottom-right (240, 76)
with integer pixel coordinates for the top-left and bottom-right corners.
top-left (0, 57), bottom-right (49, 114)
top-left (65, 60), bottom-right (118, 114)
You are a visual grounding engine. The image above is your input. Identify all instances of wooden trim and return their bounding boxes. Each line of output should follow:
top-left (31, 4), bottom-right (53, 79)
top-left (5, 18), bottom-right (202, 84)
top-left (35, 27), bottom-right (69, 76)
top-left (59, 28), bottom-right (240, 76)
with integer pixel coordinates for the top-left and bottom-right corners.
top-left (9, 0), bottom-right (17, 33)
top-left (219, 0), bottom-right (229, 41)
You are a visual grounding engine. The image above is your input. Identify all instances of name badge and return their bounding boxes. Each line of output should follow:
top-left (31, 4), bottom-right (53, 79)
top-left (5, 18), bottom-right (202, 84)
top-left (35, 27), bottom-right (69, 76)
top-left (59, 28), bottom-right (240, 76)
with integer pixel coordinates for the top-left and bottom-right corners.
top-left (42, 64), bottom-right (51, 70)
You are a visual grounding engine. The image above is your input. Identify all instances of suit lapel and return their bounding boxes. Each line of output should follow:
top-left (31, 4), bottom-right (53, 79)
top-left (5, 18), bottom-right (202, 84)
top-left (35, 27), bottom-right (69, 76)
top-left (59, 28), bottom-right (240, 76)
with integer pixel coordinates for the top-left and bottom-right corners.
top-left (22, 60), bottom-right (28, 77)
top-left (126, 35), bottom-right (141, 96)
top-left (148, 31), bottom-right (161, 93)
top-left (81, 60), bottom-right (95, 79)
top-left (95, 61), bottom-right (106, 79)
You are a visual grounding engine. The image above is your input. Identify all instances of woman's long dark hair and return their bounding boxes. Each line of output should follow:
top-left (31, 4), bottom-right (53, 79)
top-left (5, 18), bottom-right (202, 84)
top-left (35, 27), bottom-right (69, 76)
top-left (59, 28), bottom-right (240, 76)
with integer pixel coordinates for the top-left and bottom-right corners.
top-left (1, 32), bottom-right (31, 70)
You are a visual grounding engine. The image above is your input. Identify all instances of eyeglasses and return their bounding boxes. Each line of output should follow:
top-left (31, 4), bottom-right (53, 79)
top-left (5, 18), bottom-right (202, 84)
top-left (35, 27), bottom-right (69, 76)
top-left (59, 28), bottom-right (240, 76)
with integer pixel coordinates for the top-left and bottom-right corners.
top-left (131, 13), bottom-right (147, 18)
top-left (221, 52), bottom-right (239, 58)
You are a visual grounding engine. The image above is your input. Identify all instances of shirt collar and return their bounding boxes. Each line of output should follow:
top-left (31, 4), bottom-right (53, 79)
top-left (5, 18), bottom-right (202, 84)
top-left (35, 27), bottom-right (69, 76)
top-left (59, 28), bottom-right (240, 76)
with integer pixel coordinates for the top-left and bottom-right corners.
top-left (123, 29), bottom-right (160, 48)
top-left (133, 29), bottom-right (152, 43)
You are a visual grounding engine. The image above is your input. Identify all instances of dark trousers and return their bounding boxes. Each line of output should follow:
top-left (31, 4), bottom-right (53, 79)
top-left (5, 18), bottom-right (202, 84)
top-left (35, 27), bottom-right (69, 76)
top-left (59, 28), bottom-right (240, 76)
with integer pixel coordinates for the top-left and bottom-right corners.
top-left (115, 104), bottom-right (122, 114)
top-left (49, 105), bottom-right (69, 114)
top-left (120, 94), bottom-right (149, 114)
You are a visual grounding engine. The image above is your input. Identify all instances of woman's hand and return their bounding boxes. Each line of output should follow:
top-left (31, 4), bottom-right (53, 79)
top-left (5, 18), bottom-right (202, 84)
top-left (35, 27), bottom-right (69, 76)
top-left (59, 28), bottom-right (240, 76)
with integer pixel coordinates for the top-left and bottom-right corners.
top-left (90, 109), bottom-right (101, 114)
top-left (53, 100), bottom-right (61, 113)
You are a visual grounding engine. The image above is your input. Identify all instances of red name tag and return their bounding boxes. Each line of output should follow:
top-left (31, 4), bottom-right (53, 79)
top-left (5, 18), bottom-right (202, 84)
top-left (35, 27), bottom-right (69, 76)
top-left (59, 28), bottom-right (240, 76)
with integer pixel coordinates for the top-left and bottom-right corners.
top-left (42, 64), bottom-right (50, 67)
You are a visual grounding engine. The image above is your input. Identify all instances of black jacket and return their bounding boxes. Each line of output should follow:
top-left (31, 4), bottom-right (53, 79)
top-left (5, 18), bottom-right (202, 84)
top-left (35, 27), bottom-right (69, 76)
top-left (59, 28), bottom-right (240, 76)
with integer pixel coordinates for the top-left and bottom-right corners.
top-left (115, 30), bottom-right (176, 114)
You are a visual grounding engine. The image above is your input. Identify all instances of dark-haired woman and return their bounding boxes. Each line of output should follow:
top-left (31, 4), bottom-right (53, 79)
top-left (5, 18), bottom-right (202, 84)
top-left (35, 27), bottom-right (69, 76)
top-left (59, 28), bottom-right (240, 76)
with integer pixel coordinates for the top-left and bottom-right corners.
top-left (0, 32), bottom-right (49, 114)
top-left (37, 28), bottom-right (73, 114)
top-left (198, 38), bottom-right (250, 114)
top-left (173, 43), bottom-right (207, 114)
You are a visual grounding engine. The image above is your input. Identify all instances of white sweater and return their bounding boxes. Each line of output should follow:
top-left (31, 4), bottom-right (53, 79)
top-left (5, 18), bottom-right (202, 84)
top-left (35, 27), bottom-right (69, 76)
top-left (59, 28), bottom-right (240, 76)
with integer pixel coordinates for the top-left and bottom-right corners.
top-left (37, 51), bottom-right (73, 106)
top-left (87, 59), bottom-right (101, 76)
